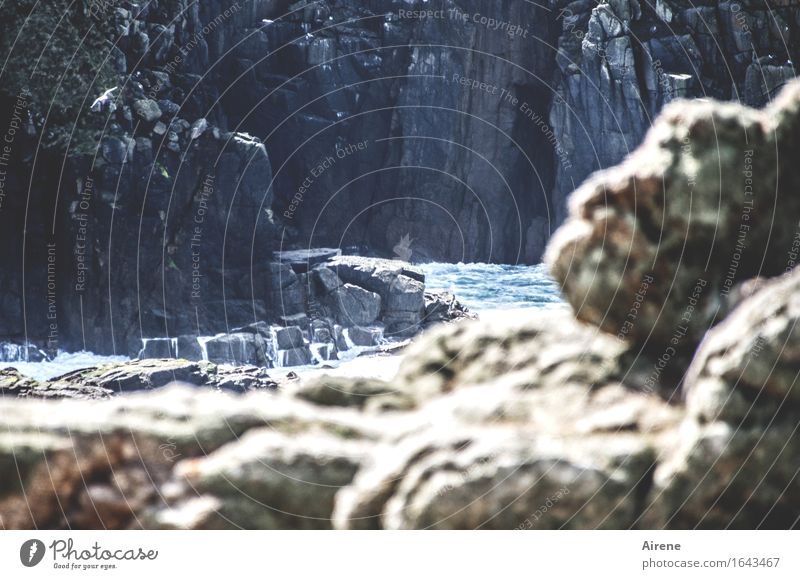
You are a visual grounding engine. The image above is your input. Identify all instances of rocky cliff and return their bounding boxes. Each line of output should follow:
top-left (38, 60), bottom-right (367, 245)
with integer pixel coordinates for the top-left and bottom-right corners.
top-left (0, 1), bottom-right (282, 355)
top-left (234, 0), bottom-right (800, 262)
top-left (2, 79), bottom-right (800, 530)
top-left (0, 0), bottom-right (797, 354)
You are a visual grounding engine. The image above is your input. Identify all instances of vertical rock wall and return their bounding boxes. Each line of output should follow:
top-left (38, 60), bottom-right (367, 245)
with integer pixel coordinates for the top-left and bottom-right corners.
top-left (549, 0), bottom-right (798, 222)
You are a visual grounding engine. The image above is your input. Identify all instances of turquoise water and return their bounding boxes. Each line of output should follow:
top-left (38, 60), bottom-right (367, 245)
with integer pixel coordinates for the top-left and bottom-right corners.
top-left (419, 262), bottom-right (564, 312)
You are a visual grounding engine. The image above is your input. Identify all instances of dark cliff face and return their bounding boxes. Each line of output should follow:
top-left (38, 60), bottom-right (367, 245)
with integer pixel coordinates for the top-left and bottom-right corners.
top-left (235, 0), bottom-right (561, 265)
top-left (0, 1), bottom-right (280, 355)
top-left (0, 0), bottom-right (798, 354)
top-left (236, 0), bottom-right (799, 261)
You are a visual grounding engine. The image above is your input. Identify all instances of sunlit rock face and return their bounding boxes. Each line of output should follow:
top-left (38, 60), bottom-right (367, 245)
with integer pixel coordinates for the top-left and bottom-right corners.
top-left (547, 82), bottom-right (800, 358)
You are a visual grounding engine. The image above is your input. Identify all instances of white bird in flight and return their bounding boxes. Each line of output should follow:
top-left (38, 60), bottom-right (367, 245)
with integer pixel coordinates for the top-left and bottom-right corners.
top-left (90, 87), bottom-right (118, 112)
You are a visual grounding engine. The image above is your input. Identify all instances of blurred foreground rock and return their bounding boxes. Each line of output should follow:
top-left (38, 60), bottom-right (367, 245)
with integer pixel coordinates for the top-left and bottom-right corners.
top-left (1, 286), bottom-right (797, 528)
top-left (547, 82), bottom-right (800, 358)
top-left (644, 269), bottom-right (800, 529)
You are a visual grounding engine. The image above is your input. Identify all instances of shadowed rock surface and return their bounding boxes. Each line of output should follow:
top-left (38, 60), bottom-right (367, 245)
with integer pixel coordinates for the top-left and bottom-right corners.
top-left (547, 82), bottom-right (800, 360)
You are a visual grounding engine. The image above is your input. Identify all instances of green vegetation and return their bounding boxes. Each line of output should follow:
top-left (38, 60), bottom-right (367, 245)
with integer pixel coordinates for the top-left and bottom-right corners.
top-left (158, 162), bottom-right (170, 179)
top-left (0, 0), bottom-right (123, 153)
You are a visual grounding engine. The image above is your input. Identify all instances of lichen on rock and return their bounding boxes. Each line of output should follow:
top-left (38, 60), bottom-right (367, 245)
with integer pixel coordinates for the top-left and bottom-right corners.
top-left (546, 82), bottom-right (800, 362)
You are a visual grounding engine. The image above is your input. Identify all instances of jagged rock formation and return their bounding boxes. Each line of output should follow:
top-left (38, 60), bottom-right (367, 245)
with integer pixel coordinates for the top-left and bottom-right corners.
top-left (1, 2), bottom-right (800, 529)
top-left (332, 308), bottom-right (680, 530)
top-left (0, 385), bottom-right (389, 529)
top-left (135, 254), bottom-right (474, 368)
top-left (549, 0), bottom-right (799, 221)
top-left (546, 78), bottom-right (800, 363)
top-left (641, 266), bottom-right (800, 528)
top-left (3, 80), bottom-right (800, 529)
top-left (0, 1), bottom-right (280, 355)
top-left (252, 0), bottom-right (800, 259)
top-left (1, 359), bottom-right (278, 400)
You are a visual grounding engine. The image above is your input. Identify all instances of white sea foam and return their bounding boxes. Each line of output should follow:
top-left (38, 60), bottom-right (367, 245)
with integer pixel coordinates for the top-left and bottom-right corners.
top-left (290, 354), bottom-right (403, 383)
top-left (5, 351), bottom-right (129, 382)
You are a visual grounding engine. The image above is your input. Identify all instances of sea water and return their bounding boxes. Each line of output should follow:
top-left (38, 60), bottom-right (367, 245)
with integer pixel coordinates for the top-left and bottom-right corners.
top-left (419, 262), bottom-right (564, 312)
